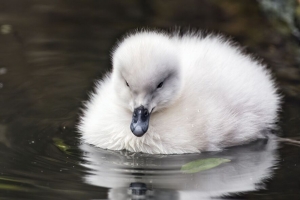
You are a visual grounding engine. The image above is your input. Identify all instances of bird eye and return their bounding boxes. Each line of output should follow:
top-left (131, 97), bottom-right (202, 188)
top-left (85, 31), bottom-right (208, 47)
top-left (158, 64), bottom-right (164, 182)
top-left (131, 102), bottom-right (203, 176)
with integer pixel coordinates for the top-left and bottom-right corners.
top-left (157, 82), bottom-right (164, 88)
top-left (125, 81), bottom-right (129, 87)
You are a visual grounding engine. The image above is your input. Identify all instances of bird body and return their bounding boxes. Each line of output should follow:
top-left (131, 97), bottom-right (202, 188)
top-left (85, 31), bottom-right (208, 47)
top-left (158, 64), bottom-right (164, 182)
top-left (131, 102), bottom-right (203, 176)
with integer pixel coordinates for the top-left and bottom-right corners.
top-left (78, 31), bottom-right (280, 154)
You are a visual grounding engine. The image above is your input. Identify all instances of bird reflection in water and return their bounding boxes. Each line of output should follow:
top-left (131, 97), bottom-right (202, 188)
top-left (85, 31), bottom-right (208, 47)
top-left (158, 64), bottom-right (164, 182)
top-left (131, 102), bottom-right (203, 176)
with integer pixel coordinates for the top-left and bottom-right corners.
top-left (80, 134), bottom-right (278, 200)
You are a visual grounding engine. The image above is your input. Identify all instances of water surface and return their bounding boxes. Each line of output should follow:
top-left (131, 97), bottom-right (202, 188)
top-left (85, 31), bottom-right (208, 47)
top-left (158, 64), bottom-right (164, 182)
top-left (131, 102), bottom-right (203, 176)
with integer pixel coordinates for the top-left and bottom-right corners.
top-left (1, 0), bottom-right (300, 199)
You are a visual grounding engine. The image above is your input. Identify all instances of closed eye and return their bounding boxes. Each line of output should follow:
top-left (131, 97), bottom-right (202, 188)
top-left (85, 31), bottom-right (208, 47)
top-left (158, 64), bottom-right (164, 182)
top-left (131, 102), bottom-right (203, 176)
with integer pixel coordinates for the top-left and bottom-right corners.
top-left (157, 82), bottom-right (164, 88)
top-left (125, 80), bottom-right (129, 87)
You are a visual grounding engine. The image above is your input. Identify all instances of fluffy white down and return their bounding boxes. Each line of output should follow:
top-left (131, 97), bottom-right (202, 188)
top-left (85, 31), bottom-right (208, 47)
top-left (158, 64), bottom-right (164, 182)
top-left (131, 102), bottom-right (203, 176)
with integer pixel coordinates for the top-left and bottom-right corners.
top-left (78, 30), bottom-right (280, 154)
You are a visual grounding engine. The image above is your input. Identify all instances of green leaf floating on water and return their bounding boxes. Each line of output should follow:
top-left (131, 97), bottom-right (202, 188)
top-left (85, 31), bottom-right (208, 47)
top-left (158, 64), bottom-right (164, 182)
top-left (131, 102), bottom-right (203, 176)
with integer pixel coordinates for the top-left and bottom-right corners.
top-left (53, 138), bottom-right (70, 154)
top-left (181, 158), bottom-right (231, 173)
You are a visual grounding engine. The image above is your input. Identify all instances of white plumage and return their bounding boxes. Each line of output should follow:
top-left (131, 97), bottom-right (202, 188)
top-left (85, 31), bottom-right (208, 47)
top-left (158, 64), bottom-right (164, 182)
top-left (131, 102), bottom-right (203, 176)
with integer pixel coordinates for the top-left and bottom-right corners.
top-left (78, 30), bottom-right (280, 154)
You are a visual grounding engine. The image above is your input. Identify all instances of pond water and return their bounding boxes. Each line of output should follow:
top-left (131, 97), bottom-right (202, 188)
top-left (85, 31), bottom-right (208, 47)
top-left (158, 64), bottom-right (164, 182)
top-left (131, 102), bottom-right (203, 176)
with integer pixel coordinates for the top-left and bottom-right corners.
top-left (1, 0), bottom-right (300, 199)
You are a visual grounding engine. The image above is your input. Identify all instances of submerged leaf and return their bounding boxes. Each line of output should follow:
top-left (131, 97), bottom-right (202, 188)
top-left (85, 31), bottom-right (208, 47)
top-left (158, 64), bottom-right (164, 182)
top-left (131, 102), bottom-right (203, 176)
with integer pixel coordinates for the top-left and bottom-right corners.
top-left (181, 158), bottom-right (230, 173)
top-left (0, 183), bottom-right (29, 191)
top-left (53, 138), bottom-right (70, 154)
top-left (0, 177), bottom-right (32, 184)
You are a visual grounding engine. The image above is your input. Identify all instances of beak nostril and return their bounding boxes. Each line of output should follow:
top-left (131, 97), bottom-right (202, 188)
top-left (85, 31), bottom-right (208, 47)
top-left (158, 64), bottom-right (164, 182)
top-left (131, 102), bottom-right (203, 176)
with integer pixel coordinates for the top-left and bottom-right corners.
top-left (144, 110), bottom-right (149, 116)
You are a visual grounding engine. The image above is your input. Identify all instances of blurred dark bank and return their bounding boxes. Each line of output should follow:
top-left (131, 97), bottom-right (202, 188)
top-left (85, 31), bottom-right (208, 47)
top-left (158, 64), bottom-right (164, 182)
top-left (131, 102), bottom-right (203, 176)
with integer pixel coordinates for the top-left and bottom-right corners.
top-left (0, 0), bottom-right (300, 199)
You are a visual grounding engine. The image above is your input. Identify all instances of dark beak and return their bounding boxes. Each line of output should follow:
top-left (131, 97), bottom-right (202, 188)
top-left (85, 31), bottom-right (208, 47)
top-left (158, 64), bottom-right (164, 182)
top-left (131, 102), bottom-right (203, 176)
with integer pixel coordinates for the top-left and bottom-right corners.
top-left (130, 106), bottom-right (150, 137)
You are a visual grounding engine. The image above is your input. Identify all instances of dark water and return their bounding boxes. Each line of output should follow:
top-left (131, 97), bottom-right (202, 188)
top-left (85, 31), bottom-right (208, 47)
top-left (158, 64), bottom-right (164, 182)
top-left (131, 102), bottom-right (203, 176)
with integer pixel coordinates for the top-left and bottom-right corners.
top-left (0, 0), bottom-right (300, 199)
